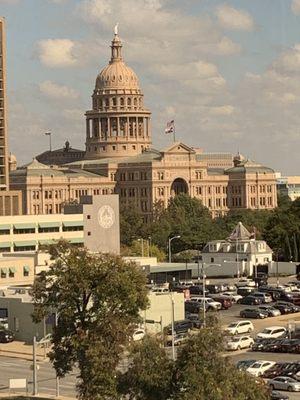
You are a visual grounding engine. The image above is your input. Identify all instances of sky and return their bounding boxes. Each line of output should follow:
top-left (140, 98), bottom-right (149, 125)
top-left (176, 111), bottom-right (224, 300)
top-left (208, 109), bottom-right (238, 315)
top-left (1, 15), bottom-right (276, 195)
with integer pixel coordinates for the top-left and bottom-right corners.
top-left (1, 0), bottom-right (300, 174)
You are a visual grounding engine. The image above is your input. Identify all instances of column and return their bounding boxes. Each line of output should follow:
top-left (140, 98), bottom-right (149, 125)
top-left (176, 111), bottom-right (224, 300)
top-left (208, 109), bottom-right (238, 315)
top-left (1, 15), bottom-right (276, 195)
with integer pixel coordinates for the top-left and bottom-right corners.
top-left (107, 117), bottom-right (111, 137)
top-left (135, 117), bottom-right (138, 138)
top-left (126, 117), bottom-right (129, 138)
top-left (117, 117), bottom-right (120, 137)
top-left (99, 118), bottom-right (102, 139)
top-left (86, 119), bottom-right (90, 139)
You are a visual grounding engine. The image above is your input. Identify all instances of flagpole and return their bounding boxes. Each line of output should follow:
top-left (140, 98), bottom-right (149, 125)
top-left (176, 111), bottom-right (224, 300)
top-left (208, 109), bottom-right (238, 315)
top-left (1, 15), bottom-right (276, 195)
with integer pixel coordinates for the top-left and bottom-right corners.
top-left (173, 125), bottom-right (176, 143)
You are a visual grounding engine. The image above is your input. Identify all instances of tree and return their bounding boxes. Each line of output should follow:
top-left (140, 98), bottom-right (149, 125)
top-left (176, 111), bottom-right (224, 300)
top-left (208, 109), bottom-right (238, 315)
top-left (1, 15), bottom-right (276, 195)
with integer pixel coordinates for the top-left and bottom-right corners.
top-left (118, 318), bottom-right (269, 400)
top-left (31, 241), bottom-right (149, 400)
top-left (173, 321), bottom-right (269, 400)
top-left (121, 240), bottom-right (166, 261)
top-left (117, 336), bottom-right (173, 400)
top-left (120, 202), bottom-right (144, 245)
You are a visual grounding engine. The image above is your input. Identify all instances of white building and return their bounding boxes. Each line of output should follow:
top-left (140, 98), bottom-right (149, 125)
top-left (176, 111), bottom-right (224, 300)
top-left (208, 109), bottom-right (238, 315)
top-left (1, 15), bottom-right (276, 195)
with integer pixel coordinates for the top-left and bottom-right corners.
top-left (202, 222), bottom-right (273, 277)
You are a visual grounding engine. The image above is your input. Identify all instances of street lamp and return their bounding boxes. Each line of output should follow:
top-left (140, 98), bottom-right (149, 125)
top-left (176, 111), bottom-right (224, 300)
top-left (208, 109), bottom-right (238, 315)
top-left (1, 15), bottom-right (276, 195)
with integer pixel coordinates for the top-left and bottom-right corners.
top-left (168, 235), bottom-right (181, 263)
top-left (201, 262), bottom-right (221, 328)
top-left (45, 131), bottom-right (52, 152)
top-left (137, 238), bottom-right (144, 257)
top-left (148, 236), bottom-right (152, 257)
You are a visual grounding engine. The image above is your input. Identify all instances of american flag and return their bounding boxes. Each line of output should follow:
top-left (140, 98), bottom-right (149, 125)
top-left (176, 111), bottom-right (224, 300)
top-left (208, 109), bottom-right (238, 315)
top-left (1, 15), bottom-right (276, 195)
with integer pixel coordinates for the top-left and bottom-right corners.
top-left (165, 120), bottom-right (175, 134)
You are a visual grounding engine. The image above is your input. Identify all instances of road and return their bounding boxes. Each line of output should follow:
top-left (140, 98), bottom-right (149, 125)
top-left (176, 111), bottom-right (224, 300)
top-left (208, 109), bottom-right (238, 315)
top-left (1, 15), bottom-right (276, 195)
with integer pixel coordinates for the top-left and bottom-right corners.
top-left (0, 356), bottom-right (77, 398)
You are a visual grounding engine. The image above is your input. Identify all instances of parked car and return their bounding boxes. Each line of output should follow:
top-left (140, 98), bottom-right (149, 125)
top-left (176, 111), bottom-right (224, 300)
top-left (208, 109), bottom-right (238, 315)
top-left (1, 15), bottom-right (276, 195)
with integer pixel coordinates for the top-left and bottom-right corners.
top-left (190, 297), bottom-right (222, 311)
top-left (225, 335), bottom-right (254, 351)
top-left (225, 320), bottom-right (254, 335)
top-left (253, 272), bottom-right (268, 287)
top-left (251, 339), bottom-right (272, 352)
top-left (274, 302), bottom-right (300, 314)
top-left (236, 278), bottom-right (256, 287)
top-left (257, 326), bottom-right (287, 339)
top-left (263, 363), bottom-right (290, 379)
top-left (0, 329), bottom-right (14, 343)
top-left (257, 305), bottom-right (281, 317)
top-left (205, 284), bottom-right (223, 294)
top-left (132, 328), bottom-right (145, 341)
top-left (220, 291), bottom-right (243, 303)
top-left (185, 300), bottom-right (204, 314)
top-left (269, 376), bottom-right (300, 392)
top-left (236, 359), bottom-right (256, 371)
top-left (251, 292), bottom-right (273, 303)
top-left (166, 320), bottom-right (193, 335)
top-left (271, 391), bottom-right (289, 400)
top-left (236, 286), bottom-right (256, 297)
top-left (279, 339), bottom-right (300, 354)
top-left (208, 295), bottom-right (232, 309)
top-left (237, 295), bottom-right (263, 305)
top-left (246, 360), bottom-right (276, 376)
top-left (263, 339), bottom-right (285, 353)
top-left (240, 308), bottom-right (268, 319)
top-left (189, 285), bottom-right (209, 296)
top-left (166, 333), bottom-right (188, 347)
top-left (186, 314), bottom-right (202, 329)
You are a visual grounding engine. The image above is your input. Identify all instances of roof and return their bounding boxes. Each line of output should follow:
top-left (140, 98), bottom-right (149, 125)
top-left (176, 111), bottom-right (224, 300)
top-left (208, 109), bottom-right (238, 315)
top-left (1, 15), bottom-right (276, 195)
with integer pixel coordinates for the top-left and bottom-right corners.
top-left (67, 148), bottom-right (162, 169)
top-left (11, 159), bottom-right (103, 179)
top-left (228, 222), bottom-right (252, 241)
top-left (226, 158), bottom-right (274, 174)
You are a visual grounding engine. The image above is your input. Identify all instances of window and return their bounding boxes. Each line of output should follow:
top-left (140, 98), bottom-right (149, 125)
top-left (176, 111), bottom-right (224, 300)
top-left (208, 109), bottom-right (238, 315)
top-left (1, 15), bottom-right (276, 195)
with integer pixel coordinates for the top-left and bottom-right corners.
top-left (210, 257), bottom-right (214, 263)
top-left (87, 215), bottom-right (91, 219)
top-left (157, 171), bottom-right (164, 180)
top-left (88, 232), bottom-right (91, 236)
top-left (23, 266), bottom-right (30, 277)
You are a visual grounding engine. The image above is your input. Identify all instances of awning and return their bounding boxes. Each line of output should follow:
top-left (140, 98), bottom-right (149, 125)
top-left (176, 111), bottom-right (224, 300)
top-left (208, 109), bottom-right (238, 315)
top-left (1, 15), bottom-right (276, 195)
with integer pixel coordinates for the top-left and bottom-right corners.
top-left (14, 240), bottom-right (36, 247)
top-left (9, 267), bottom-right (16, 273)
top-left (23, 266), bottom-right (30, 272)
top-left (13, 223), bottom-right (36, 230)
top-left (0, 268), bottom-right (7, 274)
top-left (0, 242), bottom-right (12, 248)
top-left (63, 221), bottom-right (83, 227)
top-left (69, 238), bottom-right (84, 244)
top-left (39, 239), bottom-right (56, 245)
top-left (0, 225), bottom-right (11, 230)
top-left (38, 222), bottom-right (60, 228)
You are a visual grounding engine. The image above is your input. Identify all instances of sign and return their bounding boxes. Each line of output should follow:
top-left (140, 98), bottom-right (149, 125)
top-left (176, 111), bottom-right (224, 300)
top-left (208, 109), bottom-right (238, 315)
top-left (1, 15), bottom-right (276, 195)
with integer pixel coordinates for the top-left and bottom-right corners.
top-left (97, 205), bottom-right (115, 229)
top-left (9, 379), bottom-right (27, 389)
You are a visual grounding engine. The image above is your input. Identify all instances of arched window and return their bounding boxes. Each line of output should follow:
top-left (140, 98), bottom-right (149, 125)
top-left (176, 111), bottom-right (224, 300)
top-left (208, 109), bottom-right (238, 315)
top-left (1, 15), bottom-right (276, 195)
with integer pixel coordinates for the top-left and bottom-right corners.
top-left (120, 98), bottom-right (124, 106)
top-left (105, 98), bottom-right (109, 107)
top-left (127, 98), bottom-right (131, 106)
top-left (112, 97), bottom-right (117, 106)
top-left (134, 98), bottom-right (137, 106)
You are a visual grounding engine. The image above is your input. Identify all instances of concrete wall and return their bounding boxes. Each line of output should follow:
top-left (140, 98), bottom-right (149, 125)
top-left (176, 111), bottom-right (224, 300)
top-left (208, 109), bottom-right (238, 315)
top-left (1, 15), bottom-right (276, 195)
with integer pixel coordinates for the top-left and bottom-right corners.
top-left (0, 256), bottom-right (35, 287)
top-left (0, 296), bottom-right (50, 342)
top-left (142, 292), bottom-right (185, 334)
top-left (83, 195), bottom-right (120, 254)
top-left (268, 261), bottom-right (298, 276)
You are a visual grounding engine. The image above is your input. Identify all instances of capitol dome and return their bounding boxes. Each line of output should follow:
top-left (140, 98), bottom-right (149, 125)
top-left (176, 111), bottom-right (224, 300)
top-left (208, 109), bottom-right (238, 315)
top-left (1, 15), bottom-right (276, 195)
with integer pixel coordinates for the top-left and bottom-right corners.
top-left (95, 33), bottom-right (140, 93)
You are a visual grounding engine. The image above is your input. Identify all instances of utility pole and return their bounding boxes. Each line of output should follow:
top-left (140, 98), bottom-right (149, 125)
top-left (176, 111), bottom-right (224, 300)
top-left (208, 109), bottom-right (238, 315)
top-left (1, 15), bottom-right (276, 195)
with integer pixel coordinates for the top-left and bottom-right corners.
top-left (33, 336), bottom-right (38, 395)
top-left (55, 312), bottom-right (60, 398)
top-left (171, 295), bottom-right (175, 361)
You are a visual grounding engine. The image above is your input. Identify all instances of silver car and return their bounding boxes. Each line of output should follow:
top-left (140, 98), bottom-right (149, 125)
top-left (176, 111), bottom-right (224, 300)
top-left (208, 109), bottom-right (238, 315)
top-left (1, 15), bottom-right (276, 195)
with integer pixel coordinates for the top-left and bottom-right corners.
top-left (269, 376), bottom-right (300, 392)
top-left (257, 305), bottom-right (281, 317)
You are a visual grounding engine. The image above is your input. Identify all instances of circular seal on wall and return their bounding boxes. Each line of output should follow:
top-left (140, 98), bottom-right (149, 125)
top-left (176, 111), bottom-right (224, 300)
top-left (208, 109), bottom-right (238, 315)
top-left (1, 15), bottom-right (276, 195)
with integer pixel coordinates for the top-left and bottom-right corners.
top-left (97, 205), bottom-right (115, 229)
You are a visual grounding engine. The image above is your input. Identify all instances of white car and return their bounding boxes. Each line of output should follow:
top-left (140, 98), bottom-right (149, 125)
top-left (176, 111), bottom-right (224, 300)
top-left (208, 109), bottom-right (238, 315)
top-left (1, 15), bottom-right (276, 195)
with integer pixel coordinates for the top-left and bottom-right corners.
top-left (226, 335), bottom-right (254, 351)
top-left (225, 320), bottom-right (254, 335)
top-left (235, 278), bottom-right (256, 288)
top-left (251, 292), bottom-right (273, 303)
top-left (246, 360), bottom-right (276, 377)
top-left (221, 292), bottom-right (243, 303)
top-left (190, 297), bottom-right (222, 310)
top-left (256, 326), bottom-right (287, 339)
top-left (132, 328), bottom-right (145, 341)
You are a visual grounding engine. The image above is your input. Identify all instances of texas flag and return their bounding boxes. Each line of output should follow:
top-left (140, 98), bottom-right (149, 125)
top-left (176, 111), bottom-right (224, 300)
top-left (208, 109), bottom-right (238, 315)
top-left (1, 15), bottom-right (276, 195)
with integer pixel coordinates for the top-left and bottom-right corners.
top-left (165, 120), bottom-right (175, 134)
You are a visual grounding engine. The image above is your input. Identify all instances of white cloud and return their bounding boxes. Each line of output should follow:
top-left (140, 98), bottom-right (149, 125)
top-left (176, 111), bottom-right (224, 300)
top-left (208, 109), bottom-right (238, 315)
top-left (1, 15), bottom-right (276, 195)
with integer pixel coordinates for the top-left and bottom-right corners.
top-left (215, 4), bottom-right (254, 31)
top-left (39, 81), bottom-right (79, 100)
top-left (216, 36), bottom-right (241, 55)
top-left (272, 44), bottom-right (300, 74)
top-left (37, 39), bottom-right (77, 68)
top-left (62, 108), bottom-right (83, 121)
top-left (209, 105), bottom-right (235, 115)
top-left (291, 0), bottom-right (300, 15)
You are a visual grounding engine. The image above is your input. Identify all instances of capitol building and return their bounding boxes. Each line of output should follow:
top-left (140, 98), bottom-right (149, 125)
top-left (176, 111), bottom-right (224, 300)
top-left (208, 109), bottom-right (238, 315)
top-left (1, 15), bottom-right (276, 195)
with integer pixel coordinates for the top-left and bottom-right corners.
top-left (10, 30), bottom-right (277, 219)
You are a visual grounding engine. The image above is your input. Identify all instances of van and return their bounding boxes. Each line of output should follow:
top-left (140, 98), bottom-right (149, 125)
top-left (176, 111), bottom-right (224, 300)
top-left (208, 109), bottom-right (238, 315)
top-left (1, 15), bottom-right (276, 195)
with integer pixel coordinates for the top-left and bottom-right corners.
top-left (225, 320), bottom-right (254, 335)
top-left (166, 320), bottom-right (193, 335)
top-left (237, 287), bottom-right (256, 297)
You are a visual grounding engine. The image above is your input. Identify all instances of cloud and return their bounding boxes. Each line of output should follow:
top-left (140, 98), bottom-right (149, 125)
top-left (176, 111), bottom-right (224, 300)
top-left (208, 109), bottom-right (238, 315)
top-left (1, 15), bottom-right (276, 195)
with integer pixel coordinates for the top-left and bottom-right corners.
top-left (39, 81), bottom-right (80, 100)
top-left (291, 0), bottom-right (300, 15)
top-left (209, 105), bottom-right (235, 115)
top-left (215, 4), bottom-right (254, 31)
top-left (272, 43), bottom-right (300, 75)
top-left (0, 0), bottom-right (20, 4)
top-left (62, 108), bottom-right (83, 121)
top-left (36, 39), bottom-right (77, 67)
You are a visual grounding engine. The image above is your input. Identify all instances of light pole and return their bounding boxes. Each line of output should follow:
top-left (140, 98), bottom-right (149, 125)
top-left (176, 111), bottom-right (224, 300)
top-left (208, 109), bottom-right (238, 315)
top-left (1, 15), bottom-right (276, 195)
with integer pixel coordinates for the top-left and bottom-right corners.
top-left (168, 235), bottom-right (180, 263)
top-left (170, 294), bottom-right (175, 361)
top-left (45, 131), bottom-right (52, 152)
top-left (202, 262), bottom-right (221, 327)
top-left (148, 236), bottom-right (152, 257)
top-left (137, 238), bottom-right (144, 257)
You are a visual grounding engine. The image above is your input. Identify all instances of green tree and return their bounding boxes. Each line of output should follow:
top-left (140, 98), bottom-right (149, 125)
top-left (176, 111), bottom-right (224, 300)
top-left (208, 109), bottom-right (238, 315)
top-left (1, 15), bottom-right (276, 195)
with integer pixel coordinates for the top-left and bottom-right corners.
top-left (31, 241), bottom-right (149, 400)
top-left (117, 336), bottom-right (173, 400)
top-left (121, 240), bottom-right (166, 261)
top-left (173, 322), bottom-right (269, 400)
top-left (120, 203), bottom-right (144, 245)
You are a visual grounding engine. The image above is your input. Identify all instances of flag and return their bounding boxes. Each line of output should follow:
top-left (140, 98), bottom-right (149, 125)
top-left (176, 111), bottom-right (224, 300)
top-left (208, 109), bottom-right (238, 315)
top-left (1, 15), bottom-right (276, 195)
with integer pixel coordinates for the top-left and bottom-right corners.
top-left (165, 120), bottom-right (175, 134)
top-left (249, 227), bottom-right (256, 240)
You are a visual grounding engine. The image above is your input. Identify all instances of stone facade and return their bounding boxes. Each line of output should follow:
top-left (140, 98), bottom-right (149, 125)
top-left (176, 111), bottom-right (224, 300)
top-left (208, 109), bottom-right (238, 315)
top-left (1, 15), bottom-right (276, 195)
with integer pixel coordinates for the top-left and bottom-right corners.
top-left (11, 30), bottom-right (277, 218)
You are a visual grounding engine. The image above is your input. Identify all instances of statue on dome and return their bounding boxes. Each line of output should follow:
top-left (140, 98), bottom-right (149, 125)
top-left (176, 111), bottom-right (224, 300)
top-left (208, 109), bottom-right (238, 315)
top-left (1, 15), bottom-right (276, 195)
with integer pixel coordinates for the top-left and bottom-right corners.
top-left (114, 23), bottom-right (119, 36)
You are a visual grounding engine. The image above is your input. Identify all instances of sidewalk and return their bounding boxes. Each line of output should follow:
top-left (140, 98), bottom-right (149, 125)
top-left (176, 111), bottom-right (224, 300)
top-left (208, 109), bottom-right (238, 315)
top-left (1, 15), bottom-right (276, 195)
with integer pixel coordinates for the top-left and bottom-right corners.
top-left (0, 341), bottom-right (49, 362)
